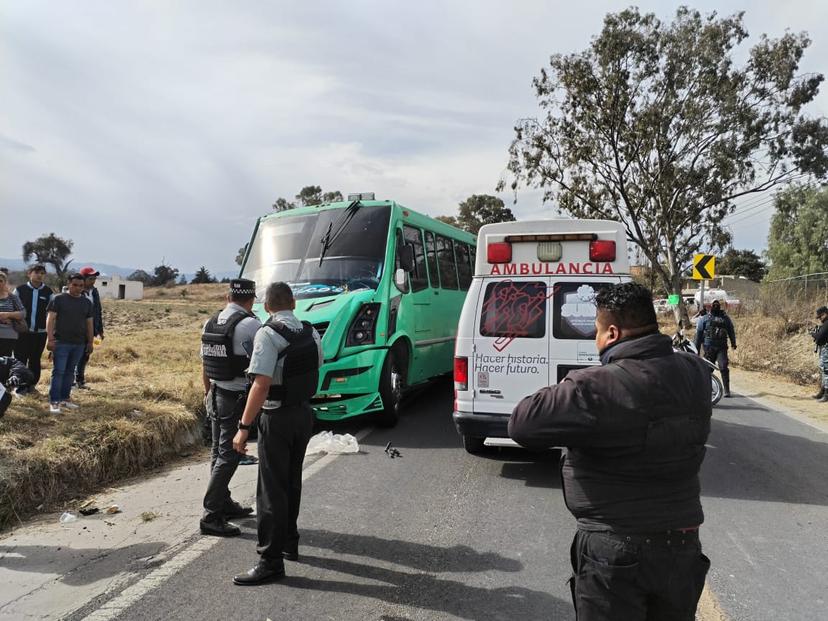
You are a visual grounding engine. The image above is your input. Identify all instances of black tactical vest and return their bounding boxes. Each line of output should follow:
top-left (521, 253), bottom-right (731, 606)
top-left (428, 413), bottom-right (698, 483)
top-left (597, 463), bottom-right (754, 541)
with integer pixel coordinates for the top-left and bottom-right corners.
top-left (705, 314), bottom-right (728, 344)
top-left (201, 310), bottom-right (255, 381)
top-left (264, 320), bottom-right (319, 405)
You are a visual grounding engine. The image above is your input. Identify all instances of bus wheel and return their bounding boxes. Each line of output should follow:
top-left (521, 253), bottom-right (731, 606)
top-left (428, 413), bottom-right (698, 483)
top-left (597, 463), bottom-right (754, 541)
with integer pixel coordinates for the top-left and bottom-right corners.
top-left (377, 348), bottom-right (405, 428)
top-left (462, 435), bottom-right (486, 454)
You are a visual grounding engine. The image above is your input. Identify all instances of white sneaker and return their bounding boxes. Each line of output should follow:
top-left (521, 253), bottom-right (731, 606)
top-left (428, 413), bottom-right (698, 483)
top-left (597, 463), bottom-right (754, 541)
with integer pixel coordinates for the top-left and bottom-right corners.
top-left (50, 403), bottom-right (62, 414)
top-left (61, 401), bottom-right (80, 410)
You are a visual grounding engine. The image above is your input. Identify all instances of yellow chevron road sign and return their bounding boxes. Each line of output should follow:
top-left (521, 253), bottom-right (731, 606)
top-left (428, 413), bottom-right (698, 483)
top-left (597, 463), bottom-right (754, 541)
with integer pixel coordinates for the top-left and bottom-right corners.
top-left (693, 254), bottom-right (715, 280)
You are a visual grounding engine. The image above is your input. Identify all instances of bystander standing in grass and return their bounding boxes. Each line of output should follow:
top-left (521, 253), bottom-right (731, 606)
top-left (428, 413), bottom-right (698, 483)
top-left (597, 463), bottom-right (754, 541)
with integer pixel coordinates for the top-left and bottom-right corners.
top-left (0, 271), bottom-right (26, 357)
top-left (46, 274), bottom-right (93, 414)
top-left (74, 266), bottom-right (104, 389)
top-left (812, 305), bottom-right (828, 403)
top-left (13, 264), bottom-right (54, 393)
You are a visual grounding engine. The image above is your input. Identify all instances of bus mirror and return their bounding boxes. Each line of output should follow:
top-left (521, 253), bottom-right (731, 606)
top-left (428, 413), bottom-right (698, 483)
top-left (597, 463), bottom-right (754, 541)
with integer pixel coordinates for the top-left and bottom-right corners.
top-left (394, 268), bottom-right (409, 293)
top-left (399, 244), bottom-right (415, 272)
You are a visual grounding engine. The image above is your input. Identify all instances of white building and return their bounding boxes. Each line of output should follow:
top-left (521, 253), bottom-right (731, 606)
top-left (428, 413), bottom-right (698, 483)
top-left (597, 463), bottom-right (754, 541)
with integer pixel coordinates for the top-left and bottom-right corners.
top-left (97, 274), bottom-right (144, 300)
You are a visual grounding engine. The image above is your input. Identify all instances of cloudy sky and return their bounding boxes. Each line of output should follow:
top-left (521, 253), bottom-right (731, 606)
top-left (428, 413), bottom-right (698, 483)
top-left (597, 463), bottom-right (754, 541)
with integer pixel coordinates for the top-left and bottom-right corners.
top-left (2, 1), bottom-right (826, 274)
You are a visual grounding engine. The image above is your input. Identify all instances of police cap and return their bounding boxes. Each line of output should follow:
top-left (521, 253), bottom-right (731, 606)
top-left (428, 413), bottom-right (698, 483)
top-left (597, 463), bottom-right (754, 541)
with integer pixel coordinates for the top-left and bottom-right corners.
top-left (230, 278), bottom-right (257, 297)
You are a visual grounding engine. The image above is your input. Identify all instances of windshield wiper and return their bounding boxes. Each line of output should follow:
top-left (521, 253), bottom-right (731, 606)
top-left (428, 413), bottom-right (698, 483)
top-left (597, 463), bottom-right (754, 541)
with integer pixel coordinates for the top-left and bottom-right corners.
top-left (318, 200), bottom-right (362, 266)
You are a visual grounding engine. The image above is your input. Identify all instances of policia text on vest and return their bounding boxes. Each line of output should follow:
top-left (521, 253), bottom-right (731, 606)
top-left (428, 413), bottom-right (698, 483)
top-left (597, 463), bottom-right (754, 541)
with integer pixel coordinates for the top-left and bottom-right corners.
top-left (199, 279), bottom-right (261, 538)
top-left (232, 282), bottom-right (323, 586)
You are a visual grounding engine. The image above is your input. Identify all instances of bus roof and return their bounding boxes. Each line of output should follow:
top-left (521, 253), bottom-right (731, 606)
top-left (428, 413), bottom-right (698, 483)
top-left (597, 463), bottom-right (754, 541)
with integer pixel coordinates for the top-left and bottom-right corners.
top-left (474, 218), bottom-right (630, 277)
top-left (258, 200), bottom-right (475, 241)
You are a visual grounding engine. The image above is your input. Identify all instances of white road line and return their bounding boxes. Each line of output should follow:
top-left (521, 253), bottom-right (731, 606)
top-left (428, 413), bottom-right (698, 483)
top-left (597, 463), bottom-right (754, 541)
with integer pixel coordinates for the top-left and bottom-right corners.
top-left (80, 426), bottom-right (375, 621)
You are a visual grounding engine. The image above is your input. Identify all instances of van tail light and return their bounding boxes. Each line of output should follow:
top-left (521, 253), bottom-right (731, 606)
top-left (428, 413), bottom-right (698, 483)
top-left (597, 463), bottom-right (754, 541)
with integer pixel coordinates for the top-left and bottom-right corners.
top-left (487, 242), bottom-right (512, 264)
top-left (589, 240), bottom-right (616, 262)
top-left (454, 356), bottom-right (468, 391)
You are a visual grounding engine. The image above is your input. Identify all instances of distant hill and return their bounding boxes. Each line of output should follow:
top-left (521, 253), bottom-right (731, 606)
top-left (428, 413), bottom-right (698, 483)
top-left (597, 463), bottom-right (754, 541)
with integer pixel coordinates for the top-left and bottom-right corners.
top-left (1, 257), bottom-right (238, 282)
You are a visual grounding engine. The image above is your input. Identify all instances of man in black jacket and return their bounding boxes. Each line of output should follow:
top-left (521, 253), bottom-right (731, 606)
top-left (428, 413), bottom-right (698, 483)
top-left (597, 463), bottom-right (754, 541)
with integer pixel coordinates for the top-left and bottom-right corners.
top-left (13, 264), bottom-right (53, 393)
top-left (813, 305), bottom-right (828, 402)
top-left (509, 282), bottom-right (712, 621)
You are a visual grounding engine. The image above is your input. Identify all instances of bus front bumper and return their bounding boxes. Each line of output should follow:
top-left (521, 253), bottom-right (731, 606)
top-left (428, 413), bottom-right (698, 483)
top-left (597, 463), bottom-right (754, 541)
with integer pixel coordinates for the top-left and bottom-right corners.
top-left (452, 411), bottom-right (511, 440)
top-left (311, 349), bottom-right (386, 421)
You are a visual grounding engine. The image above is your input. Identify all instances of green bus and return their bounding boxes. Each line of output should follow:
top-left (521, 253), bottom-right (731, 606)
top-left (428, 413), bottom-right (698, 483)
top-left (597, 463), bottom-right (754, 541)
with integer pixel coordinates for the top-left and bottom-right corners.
top-left (239, 194), bottom-right (476, 426)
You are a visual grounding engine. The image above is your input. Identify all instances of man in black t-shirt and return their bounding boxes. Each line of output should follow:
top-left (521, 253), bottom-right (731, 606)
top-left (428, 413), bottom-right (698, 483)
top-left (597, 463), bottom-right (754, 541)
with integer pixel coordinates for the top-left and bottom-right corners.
top-left (46, 274), bottom-right (93, 414)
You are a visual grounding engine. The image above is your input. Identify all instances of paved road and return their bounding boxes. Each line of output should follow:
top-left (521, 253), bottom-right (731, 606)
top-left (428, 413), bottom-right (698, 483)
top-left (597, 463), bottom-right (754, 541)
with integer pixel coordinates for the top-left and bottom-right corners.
top-left (63, 379), bottom-right (827, 621)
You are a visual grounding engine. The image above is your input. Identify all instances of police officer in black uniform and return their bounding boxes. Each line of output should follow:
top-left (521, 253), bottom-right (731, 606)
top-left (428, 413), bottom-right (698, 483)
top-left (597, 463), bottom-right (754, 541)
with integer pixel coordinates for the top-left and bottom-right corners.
top-left (510, 283), bottom-right (712, 621)
top-left (812, 305), bottom-right (828, 402)
top-left (199, 278), bottom-right (262, 537)
top-left (694, 299), bottom-right (737, 397)
top-left (231, 282), bottom-right (322, 585)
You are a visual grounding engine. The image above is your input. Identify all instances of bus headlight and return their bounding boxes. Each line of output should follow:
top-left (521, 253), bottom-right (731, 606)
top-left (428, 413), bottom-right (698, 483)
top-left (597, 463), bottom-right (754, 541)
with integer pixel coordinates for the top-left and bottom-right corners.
top-left (346, 303), bottom-right (381, 347)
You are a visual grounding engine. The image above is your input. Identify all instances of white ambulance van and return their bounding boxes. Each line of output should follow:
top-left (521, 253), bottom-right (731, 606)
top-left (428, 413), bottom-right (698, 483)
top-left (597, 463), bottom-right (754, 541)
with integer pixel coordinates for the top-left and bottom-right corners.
top-left (452, 219), bottom-right (630, 453)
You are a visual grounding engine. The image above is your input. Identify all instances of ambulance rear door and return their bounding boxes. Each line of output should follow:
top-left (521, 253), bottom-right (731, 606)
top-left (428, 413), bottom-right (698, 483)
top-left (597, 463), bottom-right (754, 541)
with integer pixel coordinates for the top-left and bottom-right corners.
top-left (471, 277), bottom-right (552, 415)
top-left (549, 277), bottom-right (625, 382)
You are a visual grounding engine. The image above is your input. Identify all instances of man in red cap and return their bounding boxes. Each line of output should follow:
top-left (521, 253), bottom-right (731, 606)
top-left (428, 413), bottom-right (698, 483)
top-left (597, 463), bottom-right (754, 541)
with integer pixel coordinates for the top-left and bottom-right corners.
top-left (75, 266), bottom-right (104, 389)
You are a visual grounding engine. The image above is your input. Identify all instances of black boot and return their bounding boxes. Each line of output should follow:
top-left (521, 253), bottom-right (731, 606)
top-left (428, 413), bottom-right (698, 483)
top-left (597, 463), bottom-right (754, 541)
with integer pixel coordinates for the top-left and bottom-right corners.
top-left (233, 560), bottom-right (285, 585)
top-left (224, 500), bottom-right (254, 519)
top-left (722, 370), bottom-right (731, 398)
top-left (813, 386), bottom-right (826, 400)
top-left (819, 392), bottom-right (828, 403)
top-left (200, 518), bottom-right (241, 537)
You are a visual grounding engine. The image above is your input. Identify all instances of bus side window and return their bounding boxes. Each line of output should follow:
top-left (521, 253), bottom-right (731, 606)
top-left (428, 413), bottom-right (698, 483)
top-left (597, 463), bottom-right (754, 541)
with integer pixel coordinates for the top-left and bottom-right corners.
top-left (456, 243), bottom-right (472, 290)
top-left (425, 231), bottom-right (440, 288)
top-left (437, 234), bottom-right (458, 289)
top-left (403, 225), bottom-right (428, 292)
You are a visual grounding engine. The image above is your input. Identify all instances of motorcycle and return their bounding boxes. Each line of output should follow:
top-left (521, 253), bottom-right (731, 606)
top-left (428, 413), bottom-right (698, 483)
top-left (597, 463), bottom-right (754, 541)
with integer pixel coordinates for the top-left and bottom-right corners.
top-left (672, 331), bottom-right (724, 406)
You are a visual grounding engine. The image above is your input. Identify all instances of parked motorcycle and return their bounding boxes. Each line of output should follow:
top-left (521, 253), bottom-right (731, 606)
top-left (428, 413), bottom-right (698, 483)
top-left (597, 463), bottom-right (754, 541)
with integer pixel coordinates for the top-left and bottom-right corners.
top-left (672, 331), bottom-right (724, 406)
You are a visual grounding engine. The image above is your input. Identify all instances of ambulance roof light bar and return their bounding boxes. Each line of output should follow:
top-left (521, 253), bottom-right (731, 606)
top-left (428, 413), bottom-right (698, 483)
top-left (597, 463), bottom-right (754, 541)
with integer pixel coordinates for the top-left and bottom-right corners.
top-left (504, 233), bottom-right (597, 243)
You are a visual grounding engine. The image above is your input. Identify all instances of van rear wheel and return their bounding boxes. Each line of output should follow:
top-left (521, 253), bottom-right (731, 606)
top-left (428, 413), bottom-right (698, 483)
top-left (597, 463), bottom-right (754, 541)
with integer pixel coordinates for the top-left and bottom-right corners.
top-left (462, 435), bottom-right (486, 454)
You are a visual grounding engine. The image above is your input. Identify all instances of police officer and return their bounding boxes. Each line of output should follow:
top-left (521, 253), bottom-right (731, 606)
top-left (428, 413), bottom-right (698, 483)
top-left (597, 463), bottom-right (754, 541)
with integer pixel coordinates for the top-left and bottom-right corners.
top-left (231, 282), bottom-right (321, 585)
top-left (694, 299), bottom-right (737, 397)
top-left (199, 278), bottom-right (262, 537)
top-left (510, 283), bottom-right (712, 621)
top-left (812, 305), bottom-right (828, 403)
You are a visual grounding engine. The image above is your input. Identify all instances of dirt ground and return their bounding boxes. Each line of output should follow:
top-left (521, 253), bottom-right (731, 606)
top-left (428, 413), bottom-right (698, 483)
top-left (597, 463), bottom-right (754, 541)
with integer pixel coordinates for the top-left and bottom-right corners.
top-left (730, 367), bottom-right (828, 426)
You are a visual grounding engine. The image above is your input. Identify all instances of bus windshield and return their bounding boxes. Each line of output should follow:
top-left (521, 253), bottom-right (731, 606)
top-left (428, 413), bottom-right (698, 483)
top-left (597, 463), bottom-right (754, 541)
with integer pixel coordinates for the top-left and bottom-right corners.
top-left (242, 205), bottom-right (391, 300)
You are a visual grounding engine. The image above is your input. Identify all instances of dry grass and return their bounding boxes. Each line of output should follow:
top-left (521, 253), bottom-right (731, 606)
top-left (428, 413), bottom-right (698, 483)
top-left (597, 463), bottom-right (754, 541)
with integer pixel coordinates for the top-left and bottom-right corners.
top-left (0, 283), bottom-right (227, 531)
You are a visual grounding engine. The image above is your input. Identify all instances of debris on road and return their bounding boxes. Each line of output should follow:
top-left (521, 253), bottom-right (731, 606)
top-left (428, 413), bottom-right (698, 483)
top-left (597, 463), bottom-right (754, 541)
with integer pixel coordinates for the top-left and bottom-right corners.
top-left (59, 512), bottom-right (78, 524)
top-left (305, 431), bottom-right (359, 455)
top-left (140, 511), bottom-right (160, 522)
top-left (384, 442), bottom-right (402, 459)
top-left (104, 504), bottom-right (121, 514)
top-left (79, 507), bottom-right (100, 516)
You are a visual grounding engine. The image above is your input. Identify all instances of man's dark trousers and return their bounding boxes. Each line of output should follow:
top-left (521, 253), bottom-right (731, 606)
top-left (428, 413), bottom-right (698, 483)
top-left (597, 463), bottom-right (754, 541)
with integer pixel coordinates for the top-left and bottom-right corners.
top-left (570, 529), bottom-right (710, 621)
top-left (256, 402), bottom-right (314, 565)
top-left (202, 386), bottom-right (245, 521)
top-left (13, 332), bottom-right (48, 386)
top-left (704, 344), bottom-right (729, 389)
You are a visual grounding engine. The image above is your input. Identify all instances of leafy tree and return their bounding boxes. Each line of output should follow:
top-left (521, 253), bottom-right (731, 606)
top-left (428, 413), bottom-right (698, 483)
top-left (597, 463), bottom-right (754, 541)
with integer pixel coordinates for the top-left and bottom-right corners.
top-left (718, 248), bottom-right (767, 282)
top-left (273, 186), bottom-right (344, 211)
top-left (455, 195), bottom-right (515, 234)
top-left (272, 197), bottom-right (296, 212)
top-left (127, 269), bottom-right (153, 284)
top-left (766, 184), bottom-right (828, 280)
top-left (178, 275), bottom-right (188, 286)
top-left (191, 266), bottom-right (216, 284)
top-left (151, 263), bottom-right (180, 287)
top-left (435, 215), bottom-right (460, 227)
top-left (22, 233), bottom-right (74, 279)
top-left (235, 244), bottom-right (248, 266)
top-left (500, 7), bottom-right (828, 323)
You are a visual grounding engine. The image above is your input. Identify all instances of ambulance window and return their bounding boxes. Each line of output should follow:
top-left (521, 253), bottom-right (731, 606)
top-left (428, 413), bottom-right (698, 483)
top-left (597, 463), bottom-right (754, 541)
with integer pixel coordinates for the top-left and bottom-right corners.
top-left (437, 235), bottom-right (458, 289)
top-left (425, 231), bottom-right (440, 288)
top-left (456, 243), bottom-right (472, 290)
top-left (552, 282), bottom-right (610, 340)
top-left (479, 281), bottom-right (547, 338)
top-left (403, 225), bottom-right (428, 292)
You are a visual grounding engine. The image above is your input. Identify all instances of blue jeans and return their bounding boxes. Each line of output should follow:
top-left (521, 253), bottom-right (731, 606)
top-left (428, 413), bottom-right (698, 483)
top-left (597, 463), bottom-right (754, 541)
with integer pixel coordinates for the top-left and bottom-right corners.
top-left (49, 342), bottom-right (86, 403)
